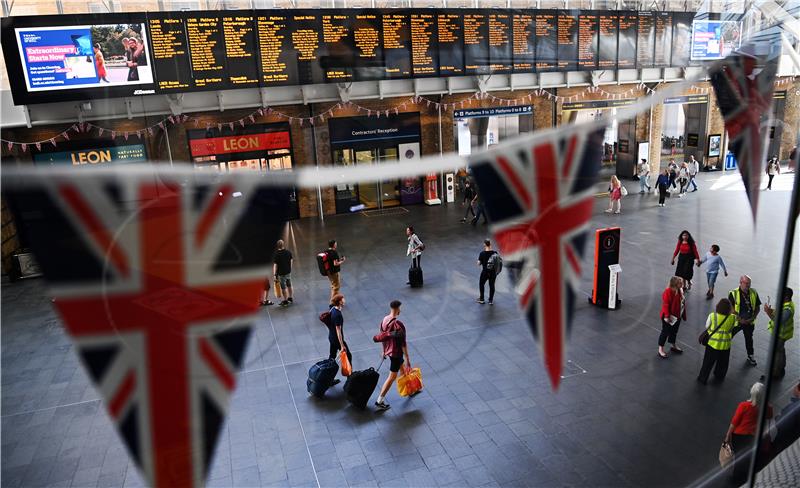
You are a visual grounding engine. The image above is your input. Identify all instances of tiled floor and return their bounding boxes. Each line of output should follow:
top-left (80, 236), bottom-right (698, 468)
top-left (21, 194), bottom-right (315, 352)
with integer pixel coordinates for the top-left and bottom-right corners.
top-left (2, 172), bottom-right (799, 487)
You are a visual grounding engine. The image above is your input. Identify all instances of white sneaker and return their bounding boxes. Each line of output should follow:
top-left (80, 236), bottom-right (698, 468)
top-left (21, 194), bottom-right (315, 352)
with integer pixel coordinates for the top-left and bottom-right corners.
top-left (604, 209), bottom-right (613, 213)
top-left (614, 211), bottom-right (620, 214)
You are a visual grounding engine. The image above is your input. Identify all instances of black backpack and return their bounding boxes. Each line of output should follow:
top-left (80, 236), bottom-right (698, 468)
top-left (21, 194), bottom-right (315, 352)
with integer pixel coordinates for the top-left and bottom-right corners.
top-left (487, 252), bottom-right (503, 275)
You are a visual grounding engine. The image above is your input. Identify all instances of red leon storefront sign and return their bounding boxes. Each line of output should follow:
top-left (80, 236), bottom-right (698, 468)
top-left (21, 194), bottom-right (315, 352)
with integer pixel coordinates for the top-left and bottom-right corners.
top-left (189, 132), bottom-right (290, 157)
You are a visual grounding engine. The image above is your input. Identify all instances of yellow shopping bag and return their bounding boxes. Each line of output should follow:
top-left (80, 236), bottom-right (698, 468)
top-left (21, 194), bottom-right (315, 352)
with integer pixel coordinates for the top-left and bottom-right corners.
top-left (397, 366), bottom-right (423, 397)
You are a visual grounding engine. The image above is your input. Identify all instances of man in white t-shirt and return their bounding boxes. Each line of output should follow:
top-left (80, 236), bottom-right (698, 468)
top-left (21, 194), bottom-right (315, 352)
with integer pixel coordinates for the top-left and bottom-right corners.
top-left (637, 159), bottom-right (652, 194)
top-left (688, 155), bottom-right (700, 192)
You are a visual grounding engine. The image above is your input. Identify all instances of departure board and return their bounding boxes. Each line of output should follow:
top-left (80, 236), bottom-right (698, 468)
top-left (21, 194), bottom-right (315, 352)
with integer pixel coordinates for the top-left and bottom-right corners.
top-left (488, 13), bottom-right (512, 73)
top-left (653, 11), bottom-right (672, 67)
top-left (290, 12), bottom-right (324, 86)
top-left (382, 11), bottom-right (411, 78)
top-left (534, 11), bottom-right (558, 71)
top-left (411, 12), bottom-right (438, 76)
top-left (321, 13), bottom-right (354, 82)
top-left (257, 13), bottom-right (294, 85)
top-left (577, 13), bottom-right (599, 70)
top-left (637, 11), bottom-right (655, 68)
top-left (671, 12), bottom-right (693, 67)
top-left (512, 12), bottom-right (535, 73)
top-left (352, 12), bottom-right (383, 80)
top-left (598, 13), bottom-right (618, 69)
top-left (618, 12), bottom-right (637, 68)
top-left (463, 12), bottom-right (489, 75)
top-left (222, 15), bottom-right (259, 88)
top-left (185, 15), bottom-right (227, 90)
top-left (557, 12), bottom-right (578, 71)
top-left (437, 11), bottom-right (464, 76)
top-left (148, 13), bottom-right (192, 91)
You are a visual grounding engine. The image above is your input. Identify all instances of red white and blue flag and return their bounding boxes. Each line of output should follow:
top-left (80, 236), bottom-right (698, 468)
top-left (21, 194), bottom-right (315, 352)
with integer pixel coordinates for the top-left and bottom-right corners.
top-left (710, 49), bottom-right (779, 219)
top-left (3, 169), bottom-right (289, 487)
top-left (469, 129), bottom-right (604, 389)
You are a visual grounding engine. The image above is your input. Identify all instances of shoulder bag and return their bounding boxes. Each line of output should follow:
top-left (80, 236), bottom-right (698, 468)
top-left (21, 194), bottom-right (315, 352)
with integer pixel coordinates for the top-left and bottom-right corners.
top-left (698, 314), bottom-right (726, 346)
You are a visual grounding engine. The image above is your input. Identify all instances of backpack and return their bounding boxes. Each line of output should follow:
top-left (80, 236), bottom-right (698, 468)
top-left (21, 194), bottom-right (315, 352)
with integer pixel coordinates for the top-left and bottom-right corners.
top-left (316, 251), bottom-right (331, 276)
top-left (487, 252), bottom-right (503, 275)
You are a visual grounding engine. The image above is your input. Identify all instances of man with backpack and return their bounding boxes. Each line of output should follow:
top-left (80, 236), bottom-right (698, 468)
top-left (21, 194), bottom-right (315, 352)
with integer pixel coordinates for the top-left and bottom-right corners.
top-left (320, 239), bottom-right (346, 304)
top-left (373, 300), bottom-right (410, 411)
top-left (477, 239), bottom-right (501, 305)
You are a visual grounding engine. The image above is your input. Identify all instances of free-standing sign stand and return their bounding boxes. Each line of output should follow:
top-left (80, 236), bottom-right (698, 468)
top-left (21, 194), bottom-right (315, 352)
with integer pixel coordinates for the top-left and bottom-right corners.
top-left (590, 227), bottom-right (622, 309)
top-left (424, 173), bottom-right (441, 205)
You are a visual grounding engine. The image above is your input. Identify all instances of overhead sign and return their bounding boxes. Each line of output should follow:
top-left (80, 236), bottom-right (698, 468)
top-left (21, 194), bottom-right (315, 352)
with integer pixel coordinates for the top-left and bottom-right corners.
top-left (691, 20), bottom-right (741, 61)
top-left (562, 98), bottom-right (634, 110)
top-left (454, 105), bottom-right (532, 118)
top-left (32, 144), bottom-right (148, 166)
top-left (663, 94), bottom-right (708, 105)
top-left (328, 112), bottom-right (420, 147)
top-left (188, 131), bottom-right (291, 157)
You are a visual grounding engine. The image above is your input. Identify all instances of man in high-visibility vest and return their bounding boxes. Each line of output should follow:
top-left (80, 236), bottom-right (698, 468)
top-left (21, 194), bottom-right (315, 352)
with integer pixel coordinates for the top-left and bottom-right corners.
top-left (729, 275), bottom-right (762, 366)
top-left (764, 287), bottom-right (795, 378)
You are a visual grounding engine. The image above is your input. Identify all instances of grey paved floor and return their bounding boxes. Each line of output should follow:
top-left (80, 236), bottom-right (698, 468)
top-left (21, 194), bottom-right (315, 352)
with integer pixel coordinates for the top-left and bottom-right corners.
top-left (2, 172), bottom-right (799, 488)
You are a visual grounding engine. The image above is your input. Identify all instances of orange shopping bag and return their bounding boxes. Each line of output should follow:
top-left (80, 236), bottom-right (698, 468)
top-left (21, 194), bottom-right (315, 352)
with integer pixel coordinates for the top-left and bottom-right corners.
top-left (397, 366), bottom-right (423, 397)
top-left (339, 350), bottom-right (352, 376)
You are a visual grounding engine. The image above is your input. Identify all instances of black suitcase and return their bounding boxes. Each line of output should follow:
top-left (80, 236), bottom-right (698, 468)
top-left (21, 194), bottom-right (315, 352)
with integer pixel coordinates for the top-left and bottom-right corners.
top-left (408, 265), bottom-right (423, 288)
top-left (307, 358), bottom-right (338, 398)
top-left (343, 367), bottom-right (380, 409)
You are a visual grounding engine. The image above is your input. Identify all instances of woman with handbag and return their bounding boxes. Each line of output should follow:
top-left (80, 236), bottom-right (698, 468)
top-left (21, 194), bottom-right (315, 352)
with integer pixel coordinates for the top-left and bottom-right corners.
top-left (724, 382), bottom-right (774, 485)
top-left (605, 175), bottom-right (623, 214)
top-left (696, 298), bottom-right (737, 384)
top-left (658, 276), bottom-right (686, 358)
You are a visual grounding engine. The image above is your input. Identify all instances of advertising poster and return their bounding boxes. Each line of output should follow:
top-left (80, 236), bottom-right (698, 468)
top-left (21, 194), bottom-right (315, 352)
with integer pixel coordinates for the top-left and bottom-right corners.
top-left (691, 20), bottom-right (741, 60)
top-left (16, 23), bottom-right (154, 91)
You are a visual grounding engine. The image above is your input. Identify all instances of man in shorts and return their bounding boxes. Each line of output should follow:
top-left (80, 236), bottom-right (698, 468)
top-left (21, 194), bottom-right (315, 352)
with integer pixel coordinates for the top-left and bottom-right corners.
top-left (273, 240), bottom-right (294, 306)
top-left (373, 300), bottom-right (411, 411)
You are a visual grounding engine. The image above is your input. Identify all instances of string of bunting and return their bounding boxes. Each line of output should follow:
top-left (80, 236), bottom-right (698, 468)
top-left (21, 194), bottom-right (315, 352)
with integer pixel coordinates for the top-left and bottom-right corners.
top-left (2, 76), bottom-right (796, 151)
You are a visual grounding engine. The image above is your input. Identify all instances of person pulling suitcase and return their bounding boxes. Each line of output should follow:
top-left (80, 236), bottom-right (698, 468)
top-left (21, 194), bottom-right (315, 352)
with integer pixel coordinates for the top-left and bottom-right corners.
top-left (406, 226), bottom-right (424, 287)
top-left (372, 300), bottom-right (411, 411)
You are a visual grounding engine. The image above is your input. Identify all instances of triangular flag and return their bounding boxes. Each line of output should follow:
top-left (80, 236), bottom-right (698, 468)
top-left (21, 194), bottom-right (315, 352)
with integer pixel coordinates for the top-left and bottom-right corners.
top-left (124, 132), bottom-right (129, 140)
top-left (35, 142), bottom-right (41, 151)
top-left (50, 139), bottom-right (57, 147)
top-left (239, 120), bottom-right (245, 127)
top-left (98, 128), bottom-right (104, 137)
top-left (248, 115), bottom-right (255, 123)
top-left (63, 132), bottom-right (70, 141)
top-left (111, 131), bottom-right (116, 139)
top-left (21, 144), bottom-right (27, 152)
top-left (7, 142), bottom-right (14, 151)
top-left (228, 123), bottom-right (234, 130)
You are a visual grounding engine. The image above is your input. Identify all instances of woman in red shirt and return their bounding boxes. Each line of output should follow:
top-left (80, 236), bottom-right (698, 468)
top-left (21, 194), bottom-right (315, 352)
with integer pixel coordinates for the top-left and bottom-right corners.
top-left (724, 382), bottom-right (773, 484)
top-left (658, 276), bottom-right (686, 358)
top-left (671, 230), bottom-right (700, 291)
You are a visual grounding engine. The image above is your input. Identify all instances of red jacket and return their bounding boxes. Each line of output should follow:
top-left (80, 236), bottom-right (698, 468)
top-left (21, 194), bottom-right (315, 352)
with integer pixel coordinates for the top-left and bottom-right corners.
top-left (660, 288), bottom-right (686, 320)
top-left (673, 241), bottom-right (699, 260)
top-left (373, 315), bottom-right (406, 357)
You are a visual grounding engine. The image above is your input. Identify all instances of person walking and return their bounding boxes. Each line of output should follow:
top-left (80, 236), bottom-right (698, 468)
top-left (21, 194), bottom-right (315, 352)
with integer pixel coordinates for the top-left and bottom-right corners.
top-left (697, 244), bottom-right (728, 299)
top-left (656, 169), bottom-right (670, 207)
top-left (327, 294), bottom-right (350, 385)
top-left (605, 175), bottom-right (623, 214)
top-left (325, 240), bottom-right (346, 304)
top-left (724, 382), bottom-right (774, 486)
top-left (688, 155), bottom-right (700, 192)
top-left (471, 188), bottom-right (487, 226)
top-left (671, 230), bottom-right (700, 291)
top-left (406, 226), bottom-right (423, 269)
top-left (460, 178), bottom-right (476, 223)
top-left (373, 300), bottom-right (411, 411)
top-left (677, 162), bottom-right (690, 197)
top-left (730, 275), bottom-right (761, 366)
top-left (477, 239), bottom-right (498, 305)
top-left (764, 287), bottom-right (794, 379)
top-left (273, 239), bottom-right (294, 306)
top-left (94, 44), bottom-right (109, 82)
top-left (766, 156), bottom-right (780, 190)
top-left (697, 298), bottom-right (737, 384)
top-left (658, 276), bottom-right (686, 358)
top-left (668, 159), bottom-right (679, 190)
top-left (638, 159), bottom-right (652, 194)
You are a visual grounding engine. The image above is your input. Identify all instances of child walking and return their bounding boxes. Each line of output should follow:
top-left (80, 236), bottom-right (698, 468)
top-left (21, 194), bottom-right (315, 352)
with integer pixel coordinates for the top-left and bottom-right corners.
top-left (698, 244), bottom-right (729, 299)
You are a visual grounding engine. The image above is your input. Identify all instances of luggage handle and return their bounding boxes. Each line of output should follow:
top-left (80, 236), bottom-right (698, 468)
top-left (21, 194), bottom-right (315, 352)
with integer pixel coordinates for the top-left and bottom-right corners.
top-left (377, 356), bottom-right (386, 372)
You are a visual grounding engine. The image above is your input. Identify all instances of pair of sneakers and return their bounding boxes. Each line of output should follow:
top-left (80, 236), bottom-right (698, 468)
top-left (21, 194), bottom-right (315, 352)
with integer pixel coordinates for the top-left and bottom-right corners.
top-left (375, 400), bottom-right (391, 411)
top-left (279, 297), bottom-right (294, 307)
top-left (476, 298), bottom-right (493, 305)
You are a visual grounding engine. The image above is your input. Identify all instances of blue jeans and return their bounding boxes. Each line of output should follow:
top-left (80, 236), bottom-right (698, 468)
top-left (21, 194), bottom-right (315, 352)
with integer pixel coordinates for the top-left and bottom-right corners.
top-left (707, 271), bottom-right (718, 289)
top-left (689, 176), bottom-right (698, 191)
top-left (639, 175), bottom-right (651, 192)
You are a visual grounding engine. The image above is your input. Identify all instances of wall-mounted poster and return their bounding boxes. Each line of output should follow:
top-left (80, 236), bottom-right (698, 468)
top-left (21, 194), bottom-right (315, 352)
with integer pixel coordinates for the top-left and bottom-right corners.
top-left (708, 134), bottom-right (721, 157)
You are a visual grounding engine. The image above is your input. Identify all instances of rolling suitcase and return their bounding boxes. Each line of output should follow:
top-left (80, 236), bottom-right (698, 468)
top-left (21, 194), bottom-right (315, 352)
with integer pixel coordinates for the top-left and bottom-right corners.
top-left (343, 367), bottom-right (380, 409)
top-left (408, 265), bottom-right (423, 288)
top-left (307, 358), bottom-right (338, 398)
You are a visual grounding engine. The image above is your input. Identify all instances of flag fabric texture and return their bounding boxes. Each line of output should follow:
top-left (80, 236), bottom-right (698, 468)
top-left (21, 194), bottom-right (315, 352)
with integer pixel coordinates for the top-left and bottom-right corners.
top-left (468, 129), bottom-right (604, 389)
top-left (3, 170), bottom-right (289, 488)
top-left (710, 50), bottom-right (779, 220)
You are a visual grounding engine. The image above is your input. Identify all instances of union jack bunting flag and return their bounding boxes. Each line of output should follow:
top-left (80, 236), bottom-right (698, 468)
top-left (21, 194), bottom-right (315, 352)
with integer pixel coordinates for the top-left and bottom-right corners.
top-left (710, 49), bottom-right (779, 219)
top-left (468, 129), bottom-right (604, 389)
top-left (3, 169), bottom-right (289, 487)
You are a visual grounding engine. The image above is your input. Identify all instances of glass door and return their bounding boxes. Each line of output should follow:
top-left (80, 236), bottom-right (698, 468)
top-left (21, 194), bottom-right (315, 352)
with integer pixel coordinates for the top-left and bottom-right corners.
top-left (378, 147), bottom-right (400, 208)
top-left (354, 149), bottom-right (380, 210)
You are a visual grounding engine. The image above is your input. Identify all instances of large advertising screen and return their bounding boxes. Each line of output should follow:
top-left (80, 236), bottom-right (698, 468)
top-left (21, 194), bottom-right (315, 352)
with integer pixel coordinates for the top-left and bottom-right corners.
top-left (691, 20), bottom-right (741, 60)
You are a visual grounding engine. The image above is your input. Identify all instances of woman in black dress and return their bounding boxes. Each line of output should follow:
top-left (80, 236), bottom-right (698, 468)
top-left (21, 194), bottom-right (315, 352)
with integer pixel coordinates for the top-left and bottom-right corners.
top-left (671, 230), bottom-right (700, 290)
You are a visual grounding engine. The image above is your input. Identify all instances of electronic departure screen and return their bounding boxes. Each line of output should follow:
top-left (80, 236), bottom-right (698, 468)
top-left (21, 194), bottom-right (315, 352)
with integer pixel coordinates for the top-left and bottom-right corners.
top-left (0, 9), bottom-right (700, 105)
top-left (411, 12), bottom-right (438, 76)
top-left (437, 10), bottom-right (463, 76)
top-left (534, 11), bottom-right (558, 71)
top-left (463, 11), bottom-right (489, 75)
top-left (637, 11), bottom-right (655, 67)
top-left (489, 13), bottom-right (512, 73)
top-left (598, 13), bottom-right (618, 69)
top-left (577, 12), bottom-right (599, 70)
top-left (653, 11), bottom-right (673, 67)
top-left (512, 12), bottom-right (535, 73)
top-left (557, 11), bottom-right (579, 71)
top-left (618, 12), bottom-right (637, 68)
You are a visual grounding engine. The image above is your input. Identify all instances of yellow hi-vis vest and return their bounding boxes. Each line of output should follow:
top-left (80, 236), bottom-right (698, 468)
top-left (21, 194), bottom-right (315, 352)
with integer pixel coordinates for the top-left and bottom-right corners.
top-left (706, 313), bottom-right (736, 351)
top-left (768, 301), bottom-right (795, 341)
top-left (731, 288), bottom-right (758, 324)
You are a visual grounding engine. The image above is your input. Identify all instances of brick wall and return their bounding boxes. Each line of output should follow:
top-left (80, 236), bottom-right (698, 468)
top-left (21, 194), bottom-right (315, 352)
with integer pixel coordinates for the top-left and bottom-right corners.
top-left (779, 79), bottom-right (800, 162)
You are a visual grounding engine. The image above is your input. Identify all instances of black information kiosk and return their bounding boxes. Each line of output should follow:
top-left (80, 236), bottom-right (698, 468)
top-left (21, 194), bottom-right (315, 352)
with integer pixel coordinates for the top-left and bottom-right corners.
top-left (591, 227), bottom-right (621, 309)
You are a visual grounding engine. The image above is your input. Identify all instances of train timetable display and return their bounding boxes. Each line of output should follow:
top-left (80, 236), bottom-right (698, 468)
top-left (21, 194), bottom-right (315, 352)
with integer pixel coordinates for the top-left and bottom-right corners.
top-left (488, 13), bottom-right (512, 73)
top-left (437, 11), bottom-right (463, 76)
top-left (618, 12), bottom-right (637, 68)
top-left (222, 15), bottom-right (259, 87)
top-left (637, 11), bottom-right (655, 67)
top-left (352, 12), bottom-right (382, 80)
top-left (257, 14), bottom-right (294, 85)
top-left (534, 11), bottom-right (557, 71)
top-left (148, 13), bottom-right (192, 91)
top-left (411, 12), bottom-right (437, 76)
top-left (185, 15), bottom-right (227, 89)
top-left (577, 13), bottom-right (598, 70)
top-left (463, 12), bottom-right (489, 75)
top-left (671, 12), bottom-right (693, 67)
top-left (557, 12), bottom-right (578, 71)
top-left (653, 11), bottom-right (672, 67)
top-left (512, 12), bottom-right (535, 72)
top-left (382, 11), bottom-right (411, 78)
top-left (321, 13), bottom-right (354, 82)
top-left (290, 13), bottom-right (323, 86)
top-left (598, 13), bottom-right (618, 69)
